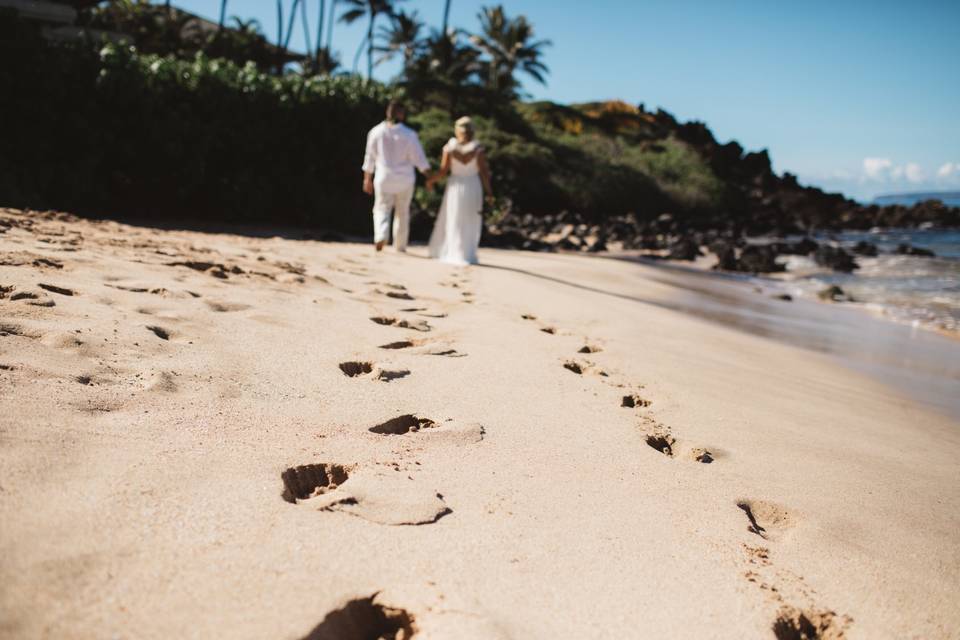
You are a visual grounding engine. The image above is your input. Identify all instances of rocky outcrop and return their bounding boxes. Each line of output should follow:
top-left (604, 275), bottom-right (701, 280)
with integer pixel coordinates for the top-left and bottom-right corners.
top-left (896, 243), bottom-right (936, 257)
top-left (814, 246), bottom-right (858, 272)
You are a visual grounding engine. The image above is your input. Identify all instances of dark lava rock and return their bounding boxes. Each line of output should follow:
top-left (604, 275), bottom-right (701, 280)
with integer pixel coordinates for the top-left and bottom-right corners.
top-left (737, 245), bottom-right (785, 273)
top-left (713, 245), bottom-right (739, 271)
top-left (814, 246), bottom-right (859, 272)
top-left (779, 237), bottom-right (819, 255)
top-left (773, 293), bottom-right (793, 301)
top-left (852, 240), bottom-right (878, 257)
top-left (818, 285), bottom-right (853, 302)
top-left (896, 243), bottom-right (935, 257)
top-left (668, 237), bottom-right (702, 261)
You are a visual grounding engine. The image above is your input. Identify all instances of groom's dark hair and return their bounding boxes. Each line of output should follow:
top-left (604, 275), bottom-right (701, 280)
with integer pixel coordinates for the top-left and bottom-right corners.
top-left (386, 100), bottom-right (406, 123)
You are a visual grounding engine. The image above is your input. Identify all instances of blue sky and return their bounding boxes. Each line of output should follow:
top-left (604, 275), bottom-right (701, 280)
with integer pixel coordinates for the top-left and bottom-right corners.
top-left (162, 0), bottom-right (960, 202)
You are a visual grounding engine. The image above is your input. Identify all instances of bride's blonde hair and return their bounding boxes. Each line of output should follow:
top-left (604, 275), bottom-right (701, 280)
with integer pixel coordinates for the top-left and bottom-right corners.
top-left (454, 116), bottom-right (475, 139)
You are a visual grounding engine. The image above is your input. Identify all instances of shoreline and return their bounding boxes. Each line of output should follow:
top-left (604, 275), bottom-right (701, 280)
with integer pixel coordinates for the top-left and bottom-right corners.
top-left (606, 253), bottom-right (960, 419)
top-left (2, 210), bottom-right (958, 638)
top-left (622, 247), bottom-right (960, 340)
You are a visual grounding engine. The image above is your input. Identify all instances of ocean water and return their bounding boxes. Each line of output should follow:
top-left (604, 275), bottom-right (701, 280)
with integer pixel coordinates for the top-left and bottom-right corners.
top-left (775, 229), bottom-right (960, 334)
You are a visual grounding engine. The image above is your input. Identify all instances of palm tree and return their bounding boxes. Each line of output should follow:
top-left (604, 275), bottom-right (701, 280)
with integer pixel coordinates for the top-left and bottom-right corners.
top-left (404, 28), bottom-right (481, 113)
top-left (282, 0), bottom-right (302, 52)
top-left (308, 47), bottom-right (340, 74)
top-left (374, 9), bottom-right (424, 70)
top-left (338, 0), bottom-right (400, 79)
top-left (217, 0), bottom-right (228, 31)
top-left (315, 0), bottom-right (325, 57)
top-left (325, 0), bottom-right (338, 51)
top-left (441, 0), bottom-right (451, 36)
top-left (300, 0), bottom-right (312, 54)
top-left (276, 0), bottom-right (284, 52)
top-left (470, 5), bottom-right (550, 99)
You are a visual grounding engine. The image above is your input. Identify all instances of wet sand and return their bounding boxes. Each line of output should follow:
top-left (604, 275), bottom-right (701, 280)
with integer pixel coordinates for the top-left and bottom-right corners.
top-left (609, 255), bottom-right (960, 419)
top-left (2, 209), bottom-right (959, 639)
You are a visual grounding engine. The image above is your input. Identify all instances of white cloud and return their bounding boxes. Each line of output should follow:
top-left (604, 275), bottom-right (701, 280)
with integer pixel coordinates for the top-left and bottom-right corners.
top-left (904, 162), bottom-right (924, 183)
top-left (937, 162), bottom-right (959, 179)
top-left (859, 158), bottom-right (940, 186)
top-left (862, 157), bottom-right (892, 181)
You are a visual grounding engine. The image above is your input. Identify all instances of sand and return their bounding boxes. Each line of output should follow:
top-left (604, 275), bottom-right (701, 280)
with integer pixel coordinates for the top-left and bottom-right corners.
top-left (1, 208), bottom-right (958, 639)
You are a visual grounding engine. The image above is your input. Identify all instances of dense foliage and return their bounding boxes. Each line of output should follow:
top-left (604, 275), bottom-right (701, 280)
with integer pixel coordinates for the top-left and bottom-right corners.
top-left (10, 2), bottom-right (942, 238)
top-left (1, 17), bottom-right (727, 233)
top-left (0, 38), bottom-right (390, 231)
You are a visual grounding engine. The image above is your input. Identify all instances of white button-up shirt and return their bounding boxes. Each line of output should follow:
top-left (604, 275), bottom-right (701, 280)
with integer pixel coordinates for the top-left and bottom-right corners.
top-left (362, 121), bottom-right (430, 194)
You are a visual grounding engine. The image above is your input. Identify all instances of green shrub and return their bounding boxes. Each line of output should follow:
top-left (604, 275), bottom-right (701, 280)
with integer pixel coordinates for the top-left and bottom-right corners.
top-left (1, 36), bottom-right (728, 233)
top-left (0, 39), bottom-right (392, 231)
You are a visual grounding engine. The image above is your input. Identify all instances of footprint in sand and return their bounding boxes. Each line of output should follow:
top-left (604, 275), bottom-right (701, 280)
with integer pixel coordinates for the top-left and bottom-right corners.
top-left (145, 325), bottom-right (172, 341)
top-left (204, 300), bottom-right (251, 312)
top-left (379, 289), bottom-right (415, 301)
top-left (148, 371), bottom-right (179, 393)
top-left (399, 307), bottom-right (448, 318)
top-left (645, 432), bottom-right (676, 457)
top-left (369, 415), bottom-right (484, 443)
top-left (6, 288), bottom-right (56, 307)
top-left (282, 462), bottom-right (451, 526)
top-left (375, 369), bottom-right (411, 382)
top-left (37, 283), bottom-right (75, 296)
top-left (736, 500), bottom-right (795, 541)
top-left (422, 347), bottom-right (466, 357)
top-left (339, 361), bottom-right (373, 377)
top-left (370, 316), bottom-right (431, 332)
top-left (579, 344), bottom-right (602, 353)
top-left (300, 592), bottom-right (508, 640)
top-left (772, 606), bottom-right (852, 640)
top-left (281, 463), bottom-right (352, 504)
top-left (298, 595), bottom-right (415, 640)
top-left (562, 360), bottom-right (607, 376)
top-left (369, 414), bottom-right (436, 435)
top-left (540, 326), bottom-right (557, 334)
top-left (641, 420), bottom-right (714, 463)
top-left (339, 361), bottom-right (411, 382)
top-left (166, 260), bottom-right (241, 279)
top-left (379, 340), bottom-right (418, 350)
top-left (740, 545), bottom-right (852, 638)
top-left (0, 323), bottom-right (40, 339)
top-left (622, 394), bottom-right (651, 408)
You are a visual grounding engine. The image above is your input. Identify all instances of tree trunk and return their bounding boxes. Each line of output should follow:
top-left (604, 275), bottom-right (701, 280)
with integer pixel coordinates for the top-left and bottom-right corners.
top-left (441, 0), bottom-right (451, 35)
top-left (353, 33), bottom-right (367, 74)
top-left (217, 0), bottom-right (228, 31)
top-left (283, 0), bottom-right (301, 52)
top-left (366, 10), bottom-right (374, 80)
top-left (276, 0), bottom-right (284, 73)
top-left (326, 0), bottom-right (337, 52)
top-left (316, 0), bottom-right (325, 58)
top-left (300, 0), bottom-right (311, 54)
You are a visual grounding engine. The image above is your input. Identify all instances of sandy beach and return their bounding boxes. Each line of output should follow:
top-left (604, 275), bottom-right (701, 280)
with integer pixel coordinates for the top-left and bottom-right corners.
top-left (2, 208), bottom-right (959, 639)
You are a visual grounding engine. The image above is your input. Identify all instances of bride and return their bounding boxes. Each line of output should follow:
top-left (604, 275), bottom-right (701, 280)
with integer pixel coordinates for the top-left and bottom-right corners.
top-left (426, 117), bottom-right (494, 265)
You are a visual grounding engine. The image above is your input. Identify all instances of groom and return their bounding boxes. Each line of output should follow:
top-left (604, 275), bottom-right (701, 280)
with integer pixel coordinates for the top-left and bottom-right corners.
top-left (361, 100), bottom-right (432, 252)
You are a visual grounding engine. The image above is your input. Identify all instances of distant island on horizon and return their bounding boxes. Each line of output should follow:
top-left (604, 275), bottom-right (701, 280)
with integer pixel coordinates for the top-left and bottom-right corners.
top-left (873, 191), bottom-right (960, 207)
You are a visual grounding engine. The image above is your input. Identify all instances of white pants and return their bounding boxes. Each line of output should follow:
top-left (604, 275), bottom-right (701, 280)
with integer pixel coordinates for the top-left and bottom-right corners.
top-left (373, 187), bottom-right (414, 251)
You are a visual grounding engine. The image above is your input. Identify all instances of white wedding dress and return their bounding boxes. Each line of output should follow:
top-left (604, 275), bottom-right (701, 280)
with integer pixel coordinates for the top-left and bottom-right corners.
top-left (429, 138), bottom-right (484, 265)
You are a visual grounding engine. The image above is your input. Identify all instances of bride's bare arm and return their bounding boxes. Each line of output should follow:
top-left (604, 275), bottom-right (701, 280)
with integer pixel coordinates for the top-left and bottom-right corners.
top-left (427, 149), bottom-right (451, 191)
